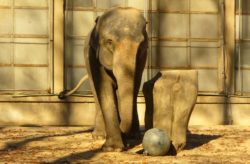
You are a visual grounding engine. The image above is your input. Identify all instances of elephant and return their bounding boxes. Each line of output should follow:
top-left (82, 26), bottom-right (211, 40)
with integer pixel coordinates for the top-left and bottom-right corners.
top-left (86, 7), bottom-right (148, 151)
top-left (60, 7), bottom-right (148, 151)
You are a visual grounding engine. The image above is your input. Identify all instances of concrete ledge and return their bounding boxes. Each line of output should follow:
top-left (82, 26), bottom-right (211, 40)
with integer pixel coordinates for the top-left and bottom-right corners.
top-left (231, 104), bottom-right (250, 125)
top-left (0, 95), bottom-right (229, 104)
top-left (0, 96), bottom-right (250, 126)
top-left (0, 102), bottom-right (249, 126)
top-left (189, 104), bottom-right (226, 125)
top-left (0, 102), bottom-right (96, 126)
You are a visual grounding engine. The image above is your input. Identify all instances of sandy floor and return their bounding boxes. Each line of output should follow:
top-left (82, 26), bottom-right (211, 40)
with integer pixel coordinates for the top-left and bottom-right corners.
top-left (0, 126), bottom-right (250, 164)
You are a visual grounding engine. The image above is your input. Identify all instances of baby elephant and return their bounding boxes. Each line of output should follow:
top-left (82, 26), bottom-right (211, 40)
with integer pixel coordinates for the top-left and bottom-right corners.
top-left (86, 7), bottom-right (148, 151)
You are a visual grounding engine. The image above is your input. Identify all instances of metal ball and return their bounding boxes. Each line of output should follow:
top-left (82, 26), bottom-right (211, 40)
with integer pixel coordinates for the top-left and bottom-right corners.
top-left (142, 128), bottom-right (171, 156)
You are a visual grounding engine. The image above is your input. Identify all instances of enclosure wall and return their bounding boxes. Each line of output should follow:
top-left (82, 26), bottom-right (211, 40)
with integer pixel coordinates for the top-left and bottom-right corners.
top-left (0, 0), bottom-right (250, 126)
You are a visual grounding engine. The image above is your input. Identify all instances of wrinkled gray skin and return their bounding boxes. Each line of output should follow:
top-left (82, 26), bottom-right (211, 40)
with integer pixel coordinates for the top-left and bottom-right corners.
top-left (85, 7), bottom-right (148, 151)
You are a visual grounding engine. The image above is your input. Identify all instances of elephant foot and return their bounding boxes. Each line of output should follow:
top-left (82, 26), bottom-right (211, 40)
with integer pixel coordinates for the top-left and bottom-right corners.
top-left (102, 145), bottom-right (124, 152)
top-left (172, 142), bottom-right (185, 153)
top-left (101, 138), bottom-right (125, 152)
top-left (92, 129), bottom-right (106, 140)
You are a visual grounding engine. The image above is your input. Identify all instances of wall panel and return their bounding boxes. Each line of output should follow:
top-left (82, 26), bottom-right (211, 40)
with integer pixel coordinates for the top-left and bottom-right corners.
top-left (150, 0), bottom-right (222, 93)
top-left (0, 68), bottom-right (14, 90)
top-left (0, 0), bottom-right (52, 93)
top-left (15, 10), bottom-right (48, 35)
top-left (15, 67), bottom-right (48, 90)
top-left (158, 0), bottom-right (188, 11)
top-left (191, 14), bottom-right (218, 38)
top-left (0, 9), bottom-right (12, 34)
top-left (159, 13), bottom-right (188, 38)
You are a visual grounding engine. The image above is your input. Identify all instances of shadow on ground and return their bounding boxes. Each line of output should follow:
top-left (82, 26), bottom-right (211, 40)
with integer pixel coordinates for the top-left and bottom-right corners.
top-left (136, 130), bottom-right (222, 156)
top-left (48, 148), bottom-right (102, 164)
top-left (1, 128), bottom-right (93, 151)
top-left (185, 132), bottom-right (222, 150)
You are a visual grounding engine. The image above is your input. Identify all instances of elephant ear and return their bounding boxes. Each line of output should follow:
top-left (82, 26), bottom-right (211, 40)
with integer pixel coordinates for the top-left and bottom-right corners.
top-left (89, 16), bottom-right (101, 52)
top-left (90, 15), bottom-right (113, 70)
top-left (89, 27), bottom-right (98, 51)
top-left (98, 46), bottom-right (113, 70)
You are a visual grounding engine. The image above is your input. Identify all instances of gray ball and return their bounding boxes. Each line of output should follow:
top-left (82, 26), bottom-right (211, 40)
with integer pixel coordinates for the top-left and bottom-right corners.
top-left (142, 128), bottom-right (171, 156)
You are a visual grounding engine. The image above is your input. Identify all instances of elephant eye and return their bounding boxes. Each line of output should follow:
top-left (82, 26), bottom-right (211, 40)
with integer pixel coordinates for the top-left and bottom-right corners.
top-left (106, 39), bottom-right (112, 45)
top-left (106, 39), bottom-right (114, 52)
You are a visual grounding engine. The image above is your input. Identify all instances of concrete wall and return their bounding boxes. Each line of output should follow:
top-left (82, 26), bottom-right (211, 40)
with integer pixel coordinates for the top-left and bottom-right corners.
top-left (1, 1), bottom-right (249, 127)
top-left (0, 95), bottom-right (250, 126)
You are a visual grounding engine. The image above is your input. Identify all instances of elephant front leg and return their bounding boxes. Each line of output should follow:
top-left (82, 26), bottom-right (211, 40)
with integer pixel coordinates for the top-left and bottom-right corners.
top-left (98, 67), bottom-right (124, 152)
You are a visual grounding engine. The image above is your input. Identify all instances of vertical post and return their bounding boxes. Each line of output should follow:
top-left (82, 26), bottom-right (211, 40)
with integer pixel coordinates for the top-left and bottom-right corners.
top-left (218, 0), bottom-right (225, 93)
top-left (224, 0), bottom-right (235, 94)
top-left (53, 0), bottom-right (65, 93)
top-left (238, 0), bottom-right (243, 94)
top-left (224, 0), bottom-right (235, 125)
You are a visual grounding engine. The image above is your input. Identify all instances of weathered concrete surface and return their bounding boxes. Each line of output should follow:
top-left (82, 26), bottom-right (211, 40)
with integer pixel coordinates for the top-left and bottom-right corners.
top-left (0, 102), bottom-right (96, 126)
top-left (143, 70), bottom-right (198, 153)
top-left (0, 95), bottom-right (250, 126)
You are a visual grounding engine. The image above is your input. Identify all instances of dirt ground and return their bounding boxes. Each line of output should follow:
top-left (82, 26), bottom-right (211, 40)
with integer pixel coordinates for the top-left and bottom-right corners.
top-left (0, 126), bottom-right (249, 164)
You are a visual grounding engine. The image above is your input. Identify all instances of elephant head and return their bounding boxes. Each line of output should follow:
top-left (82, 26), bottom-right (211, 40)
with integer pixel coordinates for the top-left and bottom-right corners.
top-left (90, 7), bottom-right (148, 134)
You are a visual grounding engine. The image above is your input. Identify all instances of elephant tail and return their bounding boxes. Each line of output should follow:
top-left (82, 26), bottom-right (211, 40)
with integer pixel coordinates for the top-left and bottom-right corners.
top-left (58, 75), bottom-right (88, 99)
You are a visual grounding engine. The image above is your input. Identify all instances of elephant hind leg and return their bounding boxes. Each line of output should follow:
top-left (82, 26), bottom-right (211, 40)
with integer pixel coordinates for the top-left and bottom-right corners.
top-left (92, 105), bottom-right (106, 140)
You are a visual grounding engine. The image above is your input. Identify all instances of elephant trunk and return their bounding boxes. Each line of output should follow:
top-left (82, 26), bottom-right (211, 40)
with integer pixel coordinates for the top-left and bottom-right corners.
top-left (113, 39), bottom-right (139, 134)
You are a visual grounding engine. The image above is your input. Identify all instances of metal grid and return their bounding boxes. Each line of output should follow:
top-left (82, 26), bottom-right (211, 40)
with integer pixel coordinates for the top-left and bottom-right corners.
top-left (235, 0), bottom-right (250, 95)
top-left (0, 0), bottom-right (52, 93)
top-left (147, 0), bottom-right (224, 94)
top-left (64, 0), bottom-right (224, 94)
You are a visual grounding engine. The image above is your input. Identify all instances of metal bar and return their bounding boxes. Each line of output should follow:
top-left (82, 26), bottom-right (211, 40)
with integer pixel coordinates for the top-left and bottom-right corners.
top-left (158, 10), bottom-right (219, 15)
top-left (0, 89), bottom-right (50, 92)
top-left (235, 66), bottom-right (250, 70)
top-left (53, 0), bottom-right (65, 93)
top-left (14, 34), bottom-right (49, 38)
top-left (11, 0), bottom-right (15, 91)
top-left (13, 6), bottom-right (48, 10)
top-left (218, 0), bottom-right (225, 93)
top-left (64, 0), bottom-right (69, 91)
top-left (148, 0), bottom-right (153, 79)
top-left (65, 37), bottom-right (222, 45)
top-left (238, 0), bottom-right (243, 94)
top-left (235, 11), bottom-right (250, 15)
top-left (49, 0), bottom-right (54, 93)
top-left (65, 7), bottom-right (94, 11)
top-left (149, 37), bottom-right (221, 42)
top-left (236, 39), bottom-right (250, 42)
top-left (13, 64), bottom-right (49, 67)
top-left (152, 45), bottom-right (221, 48)
top-left (62, 7), bottom-right (219, 15)
top-left (65, 36), bottom-right (87, 40)
top-left (0, 34), bottom-right (49, 38)
top-left (224, 0), bottom-right (236, 94)
top-left (0, 41), bottom-right (50, 44)
top-left (12, 93), bottom-right (57, 98)
top-left (150, 66), bottom-right (218, 69)
top-left (0, 64), bottom-right (12, 67)
top-left (0, 6), bottom-right (11, 9)
top-left (187, 0), bottom-right (191, 68)
top-left (67, 65), bottom-right (86, 68)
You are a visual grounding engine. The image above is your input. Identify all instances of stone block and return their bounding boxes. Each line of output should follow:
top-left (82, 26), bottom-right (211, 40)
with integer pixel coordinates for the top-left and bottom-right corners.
top-left (143, 70), bottom-right (198, 153)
